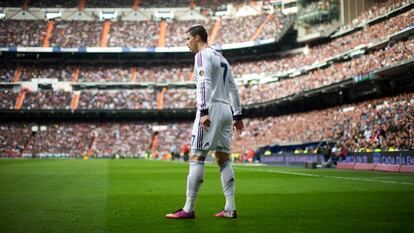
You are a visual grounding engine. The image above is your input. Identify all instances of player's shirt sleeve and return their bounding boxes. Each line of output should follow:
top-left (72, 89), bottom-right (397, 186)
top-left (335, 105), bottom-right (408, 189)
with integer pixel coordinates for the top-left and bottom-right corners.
top-left (196, 51), bottom-right (212, 117)
top-left (228, 68), bottom-right (242, 120)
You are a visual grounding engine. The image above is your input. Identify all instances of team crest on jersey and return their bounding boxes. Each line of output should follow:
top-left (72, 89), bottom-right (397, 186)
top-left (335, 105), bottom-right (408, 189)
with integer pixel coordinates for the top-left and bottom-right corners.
top-left (199, 68), bottom-right (204, 76)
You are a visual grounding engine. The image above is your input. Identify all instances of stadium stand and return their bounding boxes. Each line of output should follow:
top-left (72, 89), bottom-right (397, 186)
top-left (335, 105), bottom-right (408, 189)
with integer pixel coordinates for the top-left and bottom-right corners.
top-left (0, 20), bottom-right (46, 47)
top-left (1, 92), bottom-right (413, 157)
top-left (0, 0), bottom-right (413, 160)
top-left (337, 0), bottom-right (411, 31)
top-left (28, 0), bottom-right (79, 8)
top-left (78, 89), bottom-right (157, 109)
top-left (3, 33), bottom-right (410, 110)
top-left (0, 8), bottom-right (294, 47)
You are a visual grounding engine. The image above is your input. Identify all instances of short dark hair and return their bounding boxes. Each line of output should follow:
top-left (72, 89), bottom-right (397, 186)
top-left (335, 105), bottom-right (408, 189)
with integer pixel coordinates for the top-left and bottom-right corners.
top-left (186, 25), bottom-right (208, 43)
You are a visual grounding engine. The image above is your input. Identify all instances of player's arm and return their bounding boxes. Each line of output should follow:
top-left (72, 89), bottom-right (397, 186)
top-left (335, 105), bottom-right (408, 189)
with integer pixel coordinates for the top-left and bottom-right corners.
top-left (228, 68), bottom-right (244, 134)
top-left (196, 52), bottom-right (212, 129)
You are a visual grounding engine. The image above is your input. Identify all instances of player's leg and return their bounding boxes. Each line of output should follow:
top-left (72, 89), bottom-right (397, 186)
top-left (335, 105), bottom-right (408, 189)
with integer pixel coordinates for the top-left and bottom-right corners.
top-left (182, 151), bottom-right (207, 214)
top-left (166, 117), bottom-right (210, 219)
top-left (165, 151), bottom-right (207, 219)
top-left (214, 151), bottom-right (237, 218)
top-left (214, 106), bottom-right (237, 218)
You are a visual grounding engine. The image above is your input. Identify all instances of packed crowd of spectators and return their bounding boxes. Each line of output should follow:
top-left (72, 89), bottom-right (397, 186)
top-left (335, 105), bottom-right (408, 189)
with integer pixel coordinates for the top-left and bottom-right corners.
top-left (232, 8), bottom-right (414, 75)
top-left (1, 64), bottom-right (192, 83)
top-left (23, 90), bottom-right (71, 109)
top-left (0, 20), bottom-right (46, 47)
top-left (263, 12), bottom-right (295, 42)
top-left (0, 64), bottom-right (15, 82)
top-left (20, 65), bottom-right (73, 81)
top-left (4, 1), bottom-right (408, 49)
top-left (1, 7), bottom-right (410, 83)
top-left (0, 121), bottom-right (191, 157)
top-left (28, 0), bottom-right (78, 8)
top-left (0, 11), bottom-right (292, 47)
top-left (78, 65), bottom-right (131, 82)
top-left (163, 88), bottom-right (196, 109)
top-left (240, 37), bottom-right (413, 104)
top-left (165, 19), bottom-right (213, 47)
top-left (108, 20), bottom-right (159, 48)
top-left (138, 64), bottom-right (192, 82)
top-left (233, 92), bottom-right (414, 153)
top-left (0, 0), bottom-right (256, 9)
top-left (0, 35), bottom-right (412, 109)
top-left (50, 21), bottom-right (102, 47)
top-left (0, 0), bottom-right (251, 9)
top-left (0, 89), bottom-right (17, 109)
top-left (1, 4), bottom-right (409, 84)
top-left (1, 0), bottom-right (408, 48)
top-left (78, 89), bottom-right (157, 109)
top-left (338, 0), bottom-right (412, 31)
top-left (1, 92), bottom-right (412, 157)
top-left (216, 14), bottom-right (265, 45)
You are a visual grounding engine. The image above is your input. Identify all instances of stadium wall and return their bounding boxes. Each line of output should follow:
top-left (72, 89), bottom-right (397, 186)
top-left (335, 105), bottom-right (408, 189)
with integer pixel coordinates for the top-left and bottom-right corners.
top-left (342, 151), bottom-right (414, 165)
top-left (261, 151), bottom-right (414, 166)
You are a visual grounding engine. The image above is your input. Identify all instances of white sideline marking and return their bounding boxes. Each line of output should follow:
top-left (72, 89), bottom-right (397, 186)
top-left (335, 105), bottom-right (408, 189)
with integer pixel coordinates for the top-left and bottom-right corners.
top-left (235, 167), bottom-right (414, 186)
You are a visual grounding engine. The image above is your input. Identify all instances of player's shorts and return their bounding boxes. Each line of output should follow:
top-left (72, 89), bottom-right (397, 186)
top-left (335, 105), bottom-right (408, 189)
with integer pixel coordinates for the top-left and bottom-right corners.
top-left (191, 102), bottom-right (233, 156)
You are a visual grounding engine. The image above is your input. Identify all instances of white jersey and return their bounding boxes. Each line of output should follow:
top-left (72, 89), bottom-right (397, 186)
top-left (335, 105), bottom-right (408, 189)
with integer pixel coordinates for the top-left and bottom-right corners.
top-left (193, 46), bottom-right (242, 118)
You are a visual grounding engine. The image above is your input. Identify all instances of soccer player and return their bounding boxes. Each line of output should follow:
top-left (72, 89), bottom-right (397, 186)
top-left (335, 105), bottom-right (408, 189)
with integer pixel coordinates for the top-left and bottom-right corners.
top-left (166, 25), bottom-right (244, 219)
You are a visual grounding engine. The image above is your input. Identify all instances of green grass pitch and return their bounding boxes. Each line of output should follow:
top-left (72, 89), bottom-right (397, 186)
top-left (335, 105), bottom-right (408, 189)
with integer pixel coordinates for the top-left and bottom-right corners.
top-left (0, 159), bottom-right (413, 233)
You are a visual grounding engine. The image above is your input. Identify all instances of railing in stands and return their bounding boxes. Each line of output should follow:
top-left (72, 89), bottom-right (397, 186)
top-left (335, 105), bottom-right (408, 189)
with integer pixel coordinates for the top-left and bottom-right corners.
top-left (13, 66), bottom-right (22, 83)
top-left (158, 20), bottom-right (167, 47)
top-left (101, 20), bottom-right (111, 47)
top-left (79, 0), bottom-right (85, 11)
top-left (131, 66), bottom-right (137, 81)
top-left (133, 0), bottom-right (139, 11)
top-left (23, 0), bottom-right (29, 11)
top-left (15, 88), bottom-right (26, 110)
top-left (157, 87), bottom-right (166, 109)
top-left (209, 17), bottom-right (221, 45)
top-left (43, 21), bottom-right (54, 48)
top-left (71, 91), bottom-right (80, 110)
top-left (72, 66), bottom-right (80, 82)
top-left (250, 13), bottom-right (273, 41)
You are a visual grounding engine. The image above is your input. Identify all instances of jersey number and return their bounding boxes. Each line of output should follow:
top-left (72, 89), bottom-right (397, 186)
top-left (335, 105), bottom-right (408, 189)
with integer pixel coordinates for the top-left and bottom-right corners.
top-left (220, 62), bottom-right (228, 85)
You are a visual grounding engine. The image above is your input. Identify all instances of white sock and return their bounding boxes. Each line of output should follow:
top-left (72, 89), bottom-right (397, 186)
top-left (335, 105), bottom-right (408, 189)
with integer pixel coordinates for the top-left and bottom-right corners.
top-left (220, 161), bottom-right (236, 211)
top-left (183, 160), bottom-right (204, 213)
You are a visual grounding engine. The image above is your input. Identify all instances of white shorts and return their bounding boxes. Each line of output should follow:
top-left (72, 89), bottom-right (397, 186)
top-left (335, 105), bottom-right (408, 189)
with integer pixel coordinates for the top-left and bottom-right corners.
top-left (191, 102), bottom-right (233, 155)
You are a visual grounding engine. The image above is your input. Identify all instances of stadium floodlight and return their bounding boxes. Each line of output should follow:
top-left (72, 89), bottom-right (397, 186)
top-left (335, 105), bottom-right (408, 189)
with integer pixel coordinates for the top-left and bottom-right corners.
top-left (99, 11), bottom-right (117, 21)
top-left (46, 11), bottom-right (62, 20)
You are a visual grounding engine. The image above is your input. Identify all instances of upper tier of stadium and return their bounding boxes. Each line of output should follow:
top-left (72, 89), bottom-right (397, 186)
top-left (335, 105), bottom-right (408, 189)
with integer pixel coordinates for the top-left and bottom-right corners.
top-left (0, 0), bottom-right (248, 9)
top-left (0, 4), bottom-right (412, 109)
top-left (0, 1), bottom-right (296, 48)
top-left (0, 0), bottom-right (411, 49)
